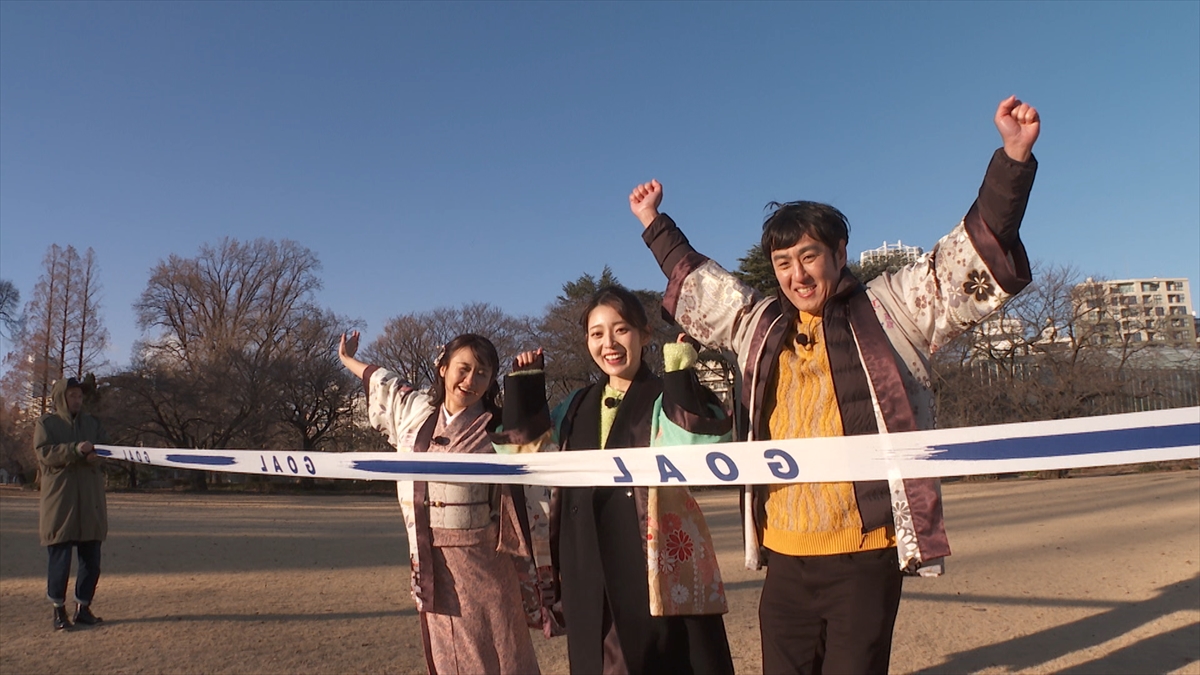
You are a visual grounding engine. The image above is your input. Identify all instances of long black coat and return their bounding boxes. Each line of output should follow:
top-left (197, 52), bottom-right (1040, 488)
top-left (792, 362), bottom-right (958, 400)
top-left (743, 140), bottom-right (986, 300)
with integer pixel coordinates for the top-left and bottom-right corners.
top-left (554, 366), bottom-right (735, 675)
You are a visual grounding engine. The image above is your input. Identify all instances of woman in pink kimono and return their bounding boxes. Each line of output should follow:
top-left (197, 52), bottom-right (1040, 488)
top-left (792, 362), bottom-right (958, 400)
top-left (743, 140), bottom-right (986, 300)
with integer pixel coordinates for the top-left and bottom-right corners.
top-left (338, 331), bottom-right (540, 675)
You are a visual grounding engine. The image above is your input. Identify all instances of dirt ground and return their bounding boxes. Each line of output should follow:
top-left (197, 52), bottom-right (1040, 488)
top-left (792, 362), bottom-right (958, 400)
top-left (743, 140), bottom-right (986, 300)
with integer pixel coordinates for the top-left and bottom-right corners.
top-left (1, 471), bottom-right (1198, 675)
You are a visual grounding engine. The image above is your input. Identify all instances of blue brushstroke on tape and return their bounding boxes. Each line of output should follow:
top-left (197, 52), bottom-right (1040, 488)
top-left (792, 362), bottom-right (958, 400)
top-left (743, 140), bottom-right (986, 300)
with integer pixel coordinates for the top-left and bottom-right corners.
top-left (932, 422), bottom-right (1199, 461)
top-left (95, 448), bottom-right (113, 457)
top-left (351, 459), bottom-right (530, 476)
top-left (165, 454), bottom-right (238, 466)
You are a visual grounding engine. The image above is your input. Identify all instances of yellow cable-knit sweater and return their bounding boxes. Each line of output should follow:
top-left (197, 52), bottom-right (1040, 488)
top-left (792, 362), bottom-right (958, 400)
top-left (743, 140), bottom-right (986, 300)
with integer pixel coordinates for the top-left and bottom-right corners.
top-left (762, 312), bottom-right (895, 556)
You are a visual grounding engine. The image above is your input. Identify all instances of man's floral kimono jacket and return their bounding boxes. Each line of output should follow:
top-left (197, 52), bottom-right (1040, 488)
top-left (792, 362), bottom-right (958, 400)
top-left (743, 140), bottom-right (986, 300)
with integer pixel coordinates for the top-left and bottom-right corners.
top-left (641, 148), bottom-right (1037, 576)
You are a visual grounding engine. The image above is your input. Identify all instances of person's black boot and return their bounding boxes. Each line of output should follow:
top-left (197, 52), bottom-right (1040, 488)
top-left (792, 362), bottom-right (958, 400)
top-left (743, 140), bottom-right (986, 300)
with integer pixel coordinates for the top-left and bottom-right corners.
top-left (53, 606), bottom-right (72, 631)
top-left (73, 603), bottom-right (102, 626)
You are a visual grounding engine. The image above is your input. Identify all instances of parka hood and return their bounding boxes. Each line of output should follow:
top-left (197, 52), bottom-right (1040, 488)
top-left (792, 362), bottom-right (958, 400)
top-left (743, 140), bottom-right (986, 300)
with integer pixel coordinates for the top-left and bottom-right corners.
top-left (50, 377), bottom-right (82, 423)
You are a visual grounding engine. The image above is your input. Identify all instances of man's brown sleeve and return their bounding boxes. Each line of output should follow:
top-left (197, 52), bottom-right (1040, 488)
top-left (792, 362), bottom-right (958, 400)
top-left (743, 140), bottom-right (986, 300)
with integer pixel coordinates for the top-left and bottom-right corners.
top-left (977, 148), bottom-right (1038, 251)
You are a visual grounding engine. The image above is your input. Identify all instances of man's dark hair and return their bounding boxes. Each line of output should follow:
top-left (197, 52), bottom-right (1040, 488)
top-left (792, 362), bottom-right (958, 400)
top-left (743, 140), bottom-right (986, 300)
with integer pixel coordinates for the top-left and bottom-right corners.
top-left (761, 200), bottom-right (851, 256)
top-left (579, 285), bottom-right (651, 336)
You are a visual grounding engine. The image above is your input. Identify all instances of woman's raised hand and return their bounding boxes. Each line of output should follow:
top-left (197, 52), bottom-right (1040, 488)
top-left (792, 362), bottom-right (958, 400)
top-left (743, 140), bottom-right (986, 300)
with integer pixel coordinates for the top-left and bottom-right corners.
top-left (338, 331), bottom-right (368, 379)
top-left (339, 330), bottom-right (360, 360)
top-left (512, 348), bottom-right (545, 372)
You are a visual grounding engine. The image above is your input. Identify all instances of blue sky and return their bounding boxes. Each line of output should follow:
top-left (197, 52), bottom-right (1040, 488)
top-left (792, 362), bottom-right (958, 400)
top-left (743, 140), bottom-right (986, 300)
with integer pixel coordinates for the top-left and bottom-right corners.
top-left (2, 2), bottom-right (1197, 368)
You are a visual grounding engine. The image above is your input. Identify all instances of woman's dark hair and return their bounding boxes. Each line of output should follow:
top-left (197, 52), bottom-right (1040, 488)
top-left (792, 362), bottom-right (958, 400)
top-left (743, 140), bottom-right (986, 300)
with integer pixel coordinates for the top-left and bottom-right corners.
top-left (761, 200), bottom-right (851, 255)
top-left (429, 333), bottom-right (502, 421)
top-left (579, 285), bottom-right (651, 336)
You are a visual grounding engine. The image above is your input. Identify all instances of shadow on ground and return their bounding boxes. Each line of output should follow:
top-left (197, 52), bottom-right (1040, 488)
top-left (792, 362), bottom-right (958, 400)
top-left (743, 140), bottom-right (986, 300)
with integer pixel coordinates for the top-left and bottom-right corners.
top-left (912, 574), bottom-right (1200, 674)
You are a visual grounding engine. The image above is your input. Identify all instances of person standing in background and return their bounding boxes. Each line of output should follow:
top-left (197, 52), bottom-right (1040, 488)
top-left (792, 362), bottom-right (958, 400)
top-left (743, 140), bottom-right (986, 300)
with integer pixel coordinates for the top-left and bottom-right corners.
top-left (35, 375), bottom-right (110, 631)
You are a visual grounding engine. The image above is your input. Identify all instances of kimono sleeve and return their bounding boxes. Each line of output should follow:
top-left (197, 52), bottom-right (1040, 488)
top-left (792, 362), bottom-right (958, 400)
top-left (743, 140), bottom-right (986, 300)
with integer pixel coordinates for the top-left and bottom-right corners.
top-left (490, 368), bottom-right (561, 634)
top-left (867, 151), bottom-right (1035, 354)
top-left (655, 342), bottom-right (733, 446)
top-left (363, 366), bottom-right (432, 450)
top-left (492, 368), bottom-right (559, 455)
top-left (642, 213), bottom-right (768, 361)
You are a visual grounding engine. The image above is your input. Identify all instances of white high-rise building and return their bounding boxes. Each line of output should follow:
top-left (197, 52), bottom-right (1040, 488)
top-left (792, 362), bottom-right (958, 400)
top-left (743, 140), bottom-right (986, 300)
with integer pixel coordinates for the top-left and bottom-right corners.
top-left (858, 241), bottom-right (923, 266)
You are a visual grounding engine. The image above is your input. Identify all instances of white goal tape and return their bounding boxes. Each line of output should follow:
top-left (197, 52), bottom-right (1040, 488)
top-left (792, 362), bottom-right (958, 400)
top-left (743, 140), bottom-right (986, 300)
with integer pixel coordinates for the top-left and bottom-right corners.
top-left (95, 407), bottom-right (1199, 487)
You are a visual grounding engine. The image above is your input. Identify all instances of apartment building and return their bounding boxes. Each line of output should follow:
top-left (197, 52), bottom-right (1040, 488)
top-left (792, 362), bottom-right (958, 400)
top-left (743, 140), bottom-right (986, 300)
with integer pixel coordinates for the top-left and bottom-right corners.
top-left (1074, 277), bottom-right (1196, 347)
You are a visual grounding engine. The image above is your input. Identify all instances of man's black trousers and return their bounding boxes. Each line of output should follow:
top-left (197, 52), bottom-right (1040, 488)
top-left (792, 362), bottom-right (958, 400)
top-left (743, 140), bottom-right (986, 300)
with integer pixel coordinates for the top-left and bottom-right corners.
top-left (759, 547), bottom-right (904, 674)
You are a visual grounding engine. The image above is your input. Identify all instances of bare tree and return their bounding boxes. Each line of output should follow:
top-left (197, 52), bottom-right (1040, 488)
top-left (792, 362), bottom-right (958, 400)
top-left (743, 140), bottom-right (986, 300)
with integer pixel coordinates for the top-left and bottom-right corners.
top-left (128, 238), bottom-right (323, 488)
top-left (54, 247), bottom-right (76, 390)
top-left (2, 245), bottom-right (108, 416)
top-left (0, 395), bottom-right (34, 483)
top-left (364, 313), bottom-right (442, 388)
top-left (0, 248), bottom-right (107, 483)
top-left (932, 263), bottom-right (1163, 429)
top-left (29, 245), bottom-right (67, 414)
top-left (361, 302), bottom-right (528, 392)
top-left (136, 238), bottom-right (321, 369)
top-left (0, 279), bottom-right (20, 344)
top-left (272, 309), bottom-right (361, 451)
top-left (72, 248), bottom-right (109, 377)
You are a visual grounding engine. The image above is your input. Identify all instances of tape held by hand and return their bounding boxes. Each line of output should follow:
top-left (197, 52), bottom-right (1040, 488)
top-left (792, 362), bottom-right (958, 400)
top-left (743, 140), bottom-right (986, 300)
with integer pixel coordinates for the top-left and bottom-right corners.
top-left (95, 408), bottom-right (1200, 487)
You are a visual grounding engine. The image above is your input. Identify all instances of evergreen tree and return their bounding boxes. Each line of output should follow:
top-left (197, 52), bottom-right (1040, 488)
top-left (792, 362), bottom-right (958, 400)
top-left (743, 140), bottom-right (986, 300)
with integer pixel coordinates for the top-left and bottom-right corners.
top-left (732, 244), bottom-right (778, 296)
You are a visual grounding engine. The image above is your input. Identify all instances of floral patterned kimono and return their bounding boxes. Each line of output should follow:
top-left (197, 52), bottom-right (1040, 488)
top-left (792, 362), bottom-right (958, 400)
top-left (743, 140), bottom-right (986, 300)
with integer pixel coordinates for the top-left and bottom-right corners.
top-left (361, 365), bottom-right (541, 675)
top-left (641, 148), bottom-right (1037, 575)
top-left (495, 345), bottom-right (735, 675)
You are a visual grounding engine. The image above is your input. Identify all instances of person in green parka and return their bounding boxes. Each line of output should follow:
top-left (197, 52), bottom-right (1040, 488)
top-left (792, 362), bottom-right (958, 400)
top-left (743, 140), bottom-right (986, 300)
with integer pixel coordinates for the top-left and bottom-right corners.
top-left (34, 375), bottom-right (109, 631)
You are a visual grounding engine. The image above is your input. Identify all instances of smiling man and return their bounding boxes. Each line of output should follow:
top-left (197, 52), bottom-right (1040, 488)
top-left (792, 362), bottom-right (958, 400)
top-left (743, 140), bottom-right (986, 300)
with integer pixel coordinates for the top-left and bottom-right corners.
top-left (629, 96), bottom-right (1040, 674)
